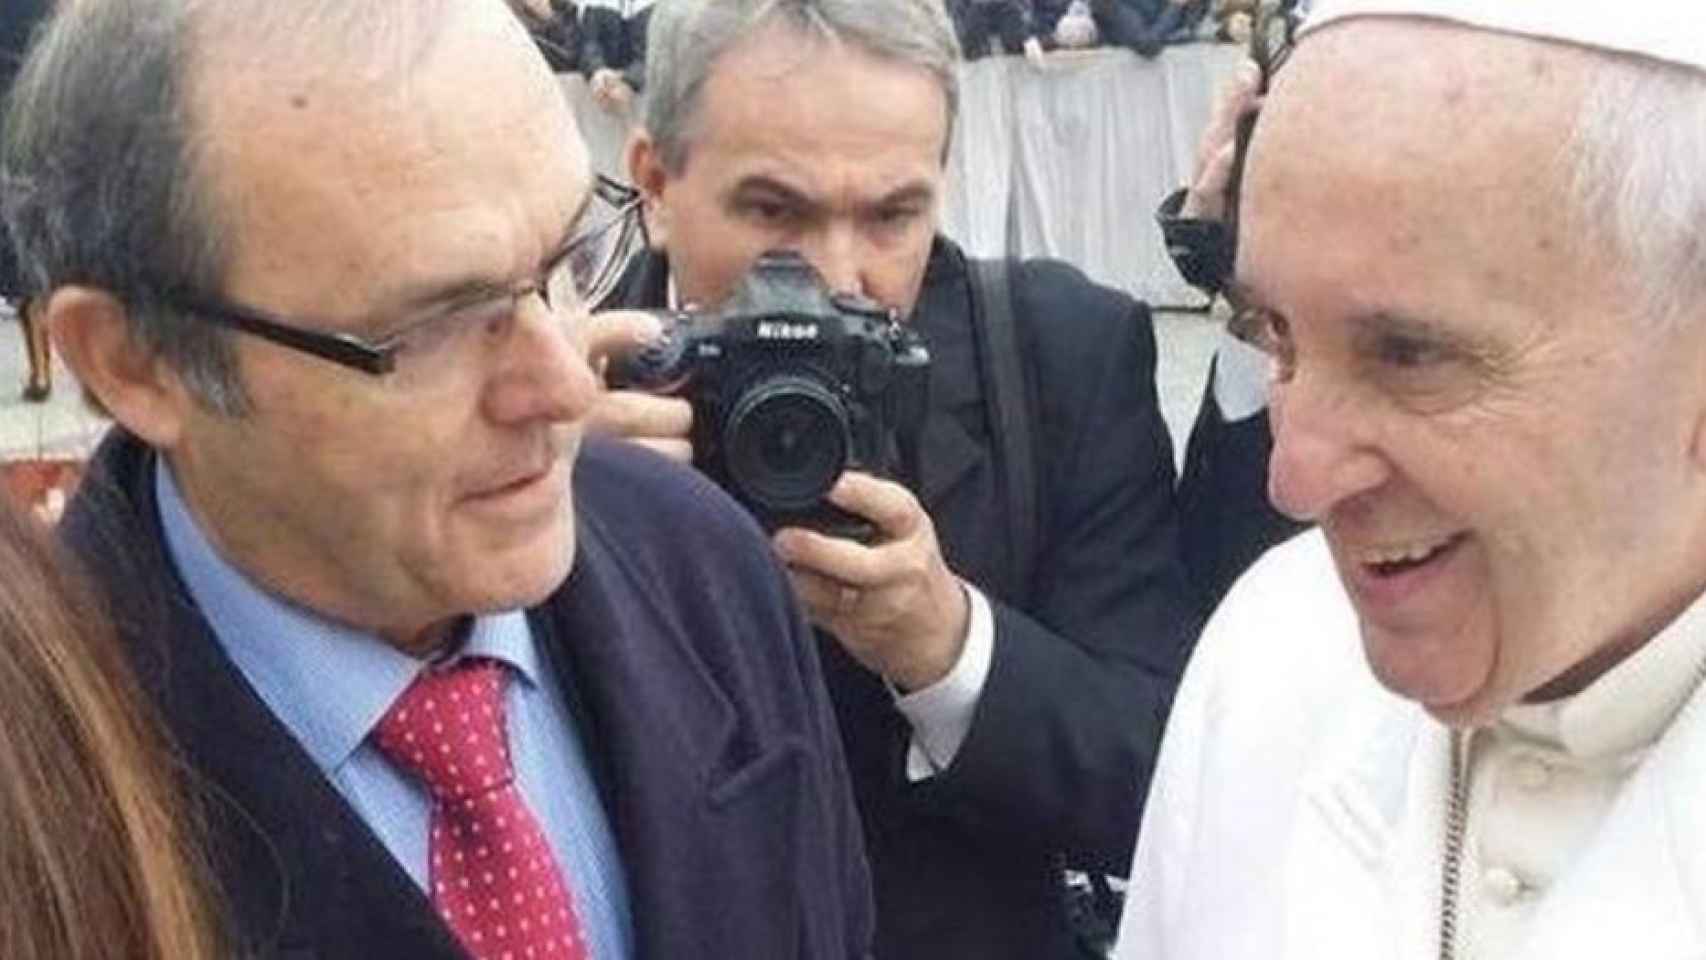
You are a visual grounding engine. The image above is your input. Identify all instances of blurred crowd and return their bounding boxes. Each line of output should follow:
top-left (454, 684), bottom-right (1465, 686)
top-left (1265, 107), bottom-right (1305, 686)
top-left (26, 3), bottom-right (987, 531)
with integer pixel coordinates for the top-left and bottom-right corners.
top-left (509, 0), bottom-right (1261, 81)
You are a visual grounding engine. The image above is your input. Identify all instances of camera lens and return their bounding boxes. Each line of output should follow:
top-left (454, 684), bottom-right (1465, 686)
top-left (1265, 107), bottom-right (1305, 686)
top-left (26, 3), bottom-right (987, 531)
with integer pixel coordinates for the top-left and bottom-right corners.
top-left (723, 375), bottom-right (849, 513)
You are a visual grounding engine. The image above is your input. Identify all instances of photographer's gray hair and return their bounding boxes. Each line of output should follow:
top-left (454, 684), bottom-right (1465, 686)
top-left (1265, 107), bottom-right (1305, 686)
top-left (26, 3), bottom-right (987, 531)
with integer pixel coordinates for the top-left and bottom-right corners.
top-left (641, 0), bottom-right (963, 173)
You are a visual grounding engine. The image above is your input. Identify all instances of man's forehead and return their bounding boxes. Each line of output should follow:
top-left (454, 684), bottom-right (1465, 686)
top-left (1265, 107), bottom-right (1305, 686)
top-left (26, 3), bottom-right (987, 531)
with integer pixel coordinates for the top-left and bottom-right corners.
top-left (1261, 23), bottom-right (1575, 180)
top-left (1238, 21), bottom-right (1599, 310)
top-left (691, 22), bottom-right (951, 160)
top-left (1280, 16), bottom-right (1591, 111)
top-left (1303, 0), bottom-right (1706, 78)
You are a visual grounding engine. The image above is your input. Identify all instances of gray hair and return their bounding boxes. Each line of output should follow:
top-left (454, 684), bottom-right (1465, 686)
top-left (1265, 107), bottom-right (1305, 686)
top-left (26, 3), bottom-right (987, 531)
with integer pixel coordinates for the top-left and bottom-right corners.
top-left (1567, 53), bottom-right (1706, 329)
top-left (1, 0), bottom-right (456, 416)
top-left (640, 0), bottom-right (961, 173)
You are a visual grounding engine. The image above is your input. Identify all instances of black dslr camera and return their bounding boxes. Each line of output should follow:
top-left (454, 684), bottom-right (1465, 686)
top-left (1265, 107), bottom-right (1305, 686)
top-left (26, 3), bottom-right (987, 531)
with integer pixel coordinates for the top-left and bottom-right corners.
top-left (609, 251), bottom-right (931, 539)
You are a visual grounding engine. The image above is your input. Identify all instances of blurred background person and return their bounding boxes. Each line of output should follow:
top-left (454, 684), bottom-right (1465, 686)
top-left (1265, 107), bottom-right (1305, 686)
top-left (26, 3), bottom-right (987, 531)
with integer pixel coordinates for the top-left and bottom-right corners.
top-left (582, 0), bottom-right (653, 111)
top-left (1092, 0), bottom-right (1208, 58)
top-left (511, 0), bottom-right (584, 74)
top-left (947, 0), bottom-right (1045, 62)
top-left (2, 0), bottom-right (53, 402)
top-left (0, 492), bottom-right (221, 960)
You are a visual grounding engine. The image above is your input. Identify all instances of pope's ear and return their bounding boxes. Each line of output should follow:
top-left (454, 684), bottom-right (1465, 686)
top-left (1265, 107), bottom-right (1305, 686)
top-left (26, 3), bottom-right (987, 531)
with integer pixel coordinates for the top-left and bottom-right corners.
top-left (626, 129), bottom-right (671, 249)
top-left (46, 286), bottom-right (197, 449)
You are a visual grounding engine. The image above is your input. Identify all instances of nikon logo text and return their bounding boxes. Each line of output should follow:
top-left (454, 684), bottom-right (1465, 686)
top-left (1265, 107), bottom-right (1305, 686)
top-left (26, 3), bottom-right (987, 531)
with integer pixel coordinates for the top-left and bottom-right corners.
top-left (757, 321), bottom-right (820, 341)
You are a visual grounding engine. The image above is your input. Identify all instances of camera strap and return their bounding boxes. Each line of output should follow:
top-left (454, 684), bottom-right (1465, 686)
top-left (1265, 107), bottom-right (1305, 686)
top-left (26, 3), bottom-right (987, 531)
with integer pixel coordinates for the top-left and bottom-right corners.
top-left (968, 258), bottom-right (1039, 604)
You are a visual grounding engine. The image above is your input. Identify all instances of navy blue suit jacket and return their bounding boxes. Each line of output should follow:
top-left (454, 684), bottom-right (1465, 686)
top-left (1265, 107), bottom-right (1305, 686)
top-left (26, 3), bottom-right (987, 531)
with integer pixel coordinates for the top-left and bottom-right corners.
top-left (59, 431), bottom-right (874, 959)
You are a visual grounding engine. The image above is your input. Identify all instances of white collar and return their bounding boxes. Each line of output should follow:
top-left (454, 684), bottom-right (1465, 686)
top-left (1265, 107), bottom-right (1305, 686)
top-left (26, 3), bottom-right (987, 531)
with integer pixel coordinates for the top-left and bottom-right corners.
top-left (1501, 592), bottom-right (1706, 762)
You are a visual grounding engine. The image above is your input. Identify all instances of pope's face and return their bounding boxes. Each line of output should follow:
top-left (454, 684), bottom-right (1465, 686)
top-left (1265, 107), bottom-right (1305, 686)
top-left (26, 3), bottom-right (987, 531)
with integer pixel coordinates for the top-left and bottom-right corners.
top-left (1239, 20), bottom-right (1706, 725)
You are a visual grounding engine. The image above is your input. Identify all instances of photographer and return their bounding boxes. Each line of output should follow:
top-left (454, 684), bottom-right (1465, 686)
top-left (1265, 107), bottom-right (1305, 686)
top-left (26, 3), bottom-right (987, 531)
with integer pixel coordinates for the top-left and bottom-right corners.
top-left (591, 0), bottom-right (1290, 955)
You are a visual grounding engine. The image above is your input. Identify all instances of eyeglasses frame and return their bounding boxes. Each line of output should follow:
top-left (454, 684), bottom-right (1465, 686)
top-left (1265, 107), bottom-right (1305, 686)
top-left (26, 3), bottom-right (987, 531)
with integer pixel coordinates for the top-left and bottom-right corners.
top-left (154, 174), bottom-right (645, 377)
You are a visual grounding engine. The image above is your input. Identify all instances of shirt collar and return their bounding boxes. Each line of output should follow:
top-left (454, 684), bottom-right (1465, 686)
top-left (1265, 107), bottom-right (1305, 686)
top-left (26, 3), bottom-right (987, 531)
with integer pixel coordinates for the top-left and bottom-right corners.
top-left (155, 460), bottom-right (544, 777)
top-left (1501, 590), bottom-right (1706, 762)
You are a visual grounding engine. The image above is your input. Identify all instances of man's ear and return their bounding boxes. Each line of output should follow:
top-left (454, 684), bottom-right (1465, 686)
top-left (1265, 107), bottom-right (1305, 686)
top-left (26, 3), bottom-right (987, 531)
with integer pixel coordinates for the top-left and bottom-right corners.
top-left (47, 286), bottom-right (197, 449)
top-left (626, 128), bottom-right (672, 249)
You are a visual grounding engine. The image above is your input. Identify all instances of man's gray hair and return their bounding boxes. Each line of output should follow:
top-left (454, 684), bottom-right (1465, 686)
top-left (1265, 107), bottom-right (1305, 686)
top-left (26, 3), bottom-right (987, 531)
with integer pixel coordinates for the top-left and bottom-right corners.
top-left (1568, 54), bottom-right (1706, 328)
top-left (641, 0), bottom-right (961, 173)
top-left (1, 0), bottom-right (454, 415)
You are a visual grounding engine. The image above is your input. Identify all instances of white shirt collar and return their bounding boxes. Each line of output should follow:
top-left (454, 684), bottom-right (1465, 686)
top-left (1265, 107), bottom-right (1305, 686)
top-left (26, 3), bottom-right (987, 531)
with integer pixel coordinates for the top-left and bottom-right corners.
top-left (1501, 591), bottom-right (1706, 761)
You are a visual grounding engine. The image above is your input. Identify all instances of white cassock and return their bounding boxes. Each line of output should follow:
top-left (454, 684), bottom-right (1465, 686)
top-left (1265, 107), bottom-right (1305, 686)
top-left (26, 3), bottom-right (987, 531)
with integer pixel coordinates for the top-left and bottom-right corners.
top-left (1115, 1), bottom-right (1706, 955)
top-left (1112, 530), bottom-right (1706, 960)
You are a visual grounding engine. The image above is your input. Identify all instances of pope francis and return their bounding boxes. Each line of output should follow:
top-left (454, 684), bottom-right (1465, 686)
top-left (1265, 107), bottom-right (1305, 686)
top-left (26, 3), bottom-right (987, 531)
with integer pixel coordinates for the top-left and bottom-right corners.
top-left (1116, 1), bottom-right (1706, 958)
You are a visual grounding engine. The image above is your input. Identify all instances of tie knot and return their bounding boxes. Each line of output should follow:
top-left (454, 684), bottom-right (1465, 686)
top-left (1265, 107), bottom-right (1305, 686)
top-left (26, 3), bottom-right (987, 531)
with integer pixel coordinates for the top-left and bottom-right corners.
top-left (375, 658), bottom-right (515, 802)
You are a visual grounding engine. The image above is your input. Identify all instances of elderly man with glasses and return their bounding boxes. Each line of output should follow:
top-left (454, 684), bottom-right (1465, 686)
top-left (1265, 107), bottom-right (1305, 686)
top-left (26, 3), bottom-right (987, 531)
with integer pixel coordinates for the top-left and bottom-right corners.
top-left (2, 1), bottom-right (873, 957)
top-left (1117, 1), bottom-right (1706, 958)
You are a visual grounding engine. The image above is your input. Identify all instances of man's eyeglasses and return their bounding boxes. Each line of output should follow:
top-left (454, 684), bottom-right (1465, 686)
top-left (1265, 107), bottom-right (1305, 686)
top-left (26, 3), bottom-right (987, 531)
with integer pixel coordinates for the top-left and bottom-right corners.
top-left (156, 175), bottom-right (646, 387)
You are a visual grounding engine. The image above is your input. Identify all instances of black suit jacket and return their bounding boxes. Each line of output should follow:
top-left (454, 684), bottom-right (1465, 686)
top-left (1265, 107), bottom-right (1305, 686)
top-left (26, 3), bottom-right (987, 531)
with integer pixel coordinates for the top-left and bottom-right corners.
top-left (1177, 357), bottom-right (1308, 610)
top-left (608, 237), bottom-right (1260, 958)
top-left (59, 431), bottom-right (874, 960)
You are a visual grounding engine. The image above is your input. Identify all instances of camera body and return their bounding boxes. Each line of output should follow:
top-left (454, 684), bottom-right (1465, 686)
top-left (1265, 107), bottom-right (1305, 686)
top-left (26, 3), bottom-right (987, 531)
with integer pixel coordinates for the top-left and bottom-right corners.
top-left (610, 251), bottom-right (931, 538)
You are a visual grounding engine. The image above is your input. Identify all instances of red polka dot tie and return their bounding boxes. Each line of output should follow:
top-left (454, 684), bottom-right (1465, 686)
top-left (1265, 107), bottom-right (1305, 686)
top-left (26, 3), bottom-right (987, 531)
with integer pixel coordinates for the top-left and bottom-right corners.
top-left (374, 658), bottom-right (589, 960)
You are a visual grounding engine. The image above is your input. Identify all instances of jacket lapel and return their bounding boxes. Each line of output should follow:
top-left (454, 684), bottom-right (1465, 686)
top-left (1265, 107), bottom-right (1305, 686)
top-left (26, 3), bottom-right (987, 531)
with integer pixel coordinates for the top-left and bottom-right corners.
top-left (537, 463), bottom-right (826, 957)
top-left (537, 507), bottom-right (742, 809)
top-left (909, 237), bottom-right (989, 510)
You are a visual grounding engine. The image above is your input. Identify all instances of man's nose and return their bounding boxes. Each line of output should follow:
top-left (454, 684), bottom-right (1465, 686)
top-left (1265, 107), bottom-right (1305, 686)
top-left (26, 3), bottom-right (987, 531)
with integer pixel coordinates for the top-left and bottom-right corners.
top-left (482, 296), bottom-right (601, 425)
top-left (1265, 371), bottom-right (1389, 522)
top-left (797, 224), bottom-right (865, 298)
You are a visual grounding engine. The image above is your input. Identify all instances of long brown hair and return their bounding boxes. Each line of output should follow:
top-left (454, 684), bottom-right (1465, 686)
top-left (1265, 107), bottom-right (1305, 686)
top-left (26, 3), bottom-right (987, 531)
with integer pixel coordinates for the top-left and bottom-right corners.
top-left (0, 494), bottom-right (222, 959)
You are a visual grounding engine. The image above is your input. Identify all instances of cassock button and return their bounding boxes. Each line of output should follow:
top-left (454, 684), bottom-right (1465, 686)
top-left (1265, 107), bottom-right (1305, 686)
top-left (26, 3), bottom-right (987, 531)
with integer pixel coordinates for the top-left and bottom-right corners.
top-left (1481, 866), bottom-right (1526, 906)
top-left (1511, 756), bottom-right (1552, 790)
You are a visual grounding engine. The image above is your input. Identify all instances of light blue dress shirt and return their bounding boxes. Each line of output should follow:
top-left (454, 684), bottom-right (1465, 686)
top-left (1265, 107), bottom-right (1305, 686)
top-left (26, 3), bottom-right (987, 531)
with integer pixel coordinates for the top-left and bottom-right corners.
top-left (156, 463), bottom-right (633, 960)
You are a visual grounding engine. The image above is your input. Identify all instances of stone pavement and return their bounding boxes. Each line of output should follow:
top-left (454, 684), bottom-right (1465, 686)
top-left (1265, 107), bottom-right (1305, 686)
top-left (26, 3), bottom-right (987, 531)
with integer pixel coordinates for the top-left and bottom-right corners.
top-left (0, 296), bottom-right (1223, 471)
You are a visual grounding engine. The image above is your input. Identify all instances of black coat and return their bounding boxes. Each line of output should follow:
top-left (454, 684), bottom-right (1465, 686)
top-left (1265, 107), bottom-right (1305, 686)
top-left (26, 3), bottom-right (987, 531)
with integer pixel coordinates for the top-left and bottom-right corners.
top-left (608, 237), bottom-right (1235, 958)
top-left (1177, 357), bottom-right (1308, 611)
top-left (59, 432), bottom-right (875, 960)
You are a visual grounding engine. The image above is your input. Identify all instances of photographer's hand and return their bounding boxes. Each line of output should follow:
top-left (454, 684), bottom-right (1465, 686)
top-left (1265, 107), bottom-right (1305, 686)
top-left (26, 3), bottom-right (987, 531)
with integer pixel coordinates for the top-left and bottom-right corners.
top-left (773, 472), bottom-right (970, 692)
top-left (584, 310), bottom-right (695, 463)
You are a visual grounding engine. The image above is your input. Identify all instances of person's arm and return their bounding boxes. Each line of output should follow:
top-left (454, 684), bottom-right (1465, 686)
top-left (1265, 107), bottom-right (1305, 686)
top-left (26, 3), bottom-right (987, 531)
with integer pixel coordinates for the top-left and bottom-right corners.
top-left (1131, 0), bottom-right (1197, 56)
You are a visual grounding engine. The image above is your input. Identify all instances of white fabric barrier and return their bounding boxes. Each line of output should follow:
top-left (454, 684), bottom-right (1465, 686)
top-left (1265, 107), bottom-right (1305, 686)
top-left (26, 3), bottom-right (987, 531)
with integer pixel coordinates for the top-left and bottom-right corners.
top-left (561, 41), bottom-right (1245, 306)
